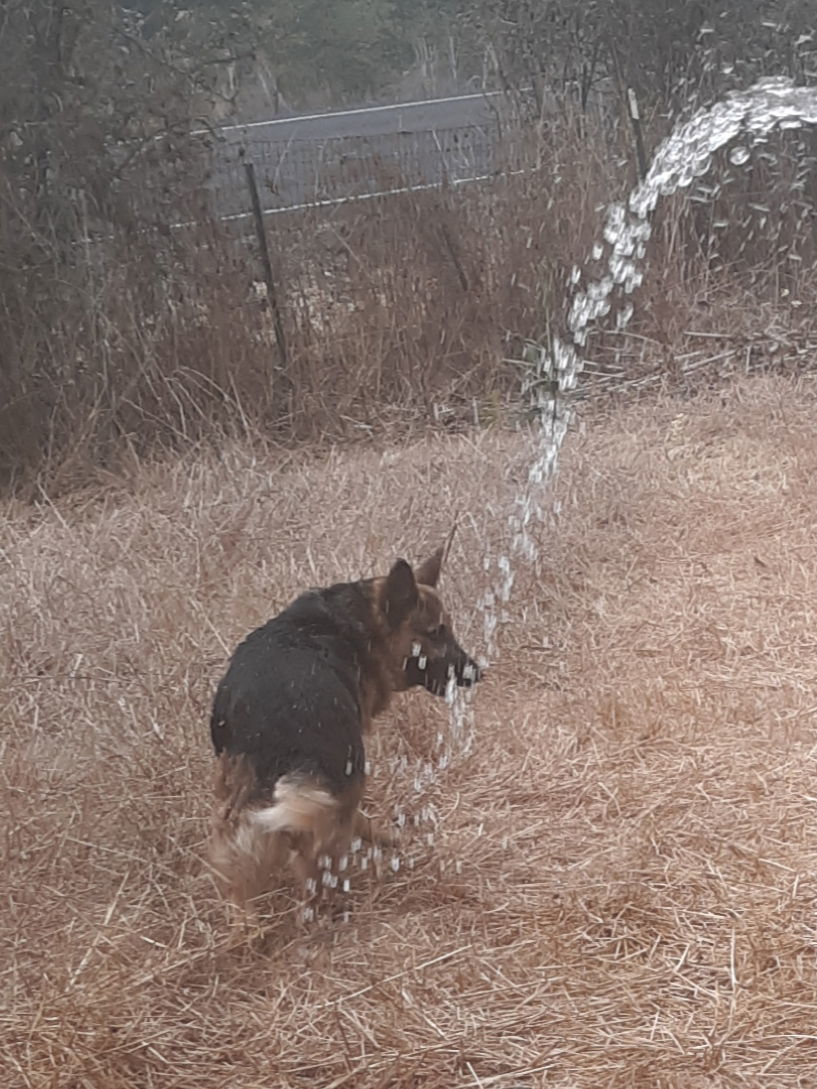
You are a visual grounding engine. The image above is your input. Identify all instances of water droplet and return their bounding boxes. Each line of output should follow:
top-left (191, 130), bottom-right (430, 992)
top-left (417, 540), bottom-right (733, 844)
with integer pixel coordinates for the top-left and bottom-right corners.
top-left (729, 145), bottom-right (750, 166)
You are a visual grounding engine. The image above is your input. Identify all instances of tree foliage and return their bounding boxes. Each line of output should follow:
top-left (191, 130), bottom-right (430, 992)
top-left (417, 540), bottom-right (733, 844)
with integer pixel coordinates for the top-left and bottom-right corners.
top-left (454, 0), bottom-right (817, 114)
top-left (0, 0), bottom-right (251, 239)
top-left (256, 0), bottom-right (414, 101)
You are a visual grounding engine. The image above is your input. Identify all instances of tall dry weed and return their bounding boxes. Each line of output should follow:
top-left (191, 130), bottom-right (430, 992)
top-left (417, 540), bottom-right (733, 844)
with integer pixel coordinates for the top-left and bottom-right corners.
top-left (2, 110), bottom-right (817, 495)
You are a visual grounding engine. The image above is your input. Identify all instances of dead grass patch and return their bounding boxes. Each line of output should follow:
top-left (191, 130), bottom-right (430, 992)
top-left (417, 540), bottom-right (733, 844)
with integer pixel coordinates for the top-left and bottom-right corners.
top-left (3, 374), bottom-right (817, 1087)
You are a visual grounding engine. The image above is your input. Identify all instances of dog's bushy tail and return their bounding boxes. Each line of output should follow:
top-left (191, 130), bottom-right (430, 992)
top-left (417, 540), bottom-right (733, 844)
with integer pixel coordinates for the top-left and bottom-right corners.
top-left (208, 766), bottom-right (339, 906)
top-left (247, 778), bottom-right (338, 835)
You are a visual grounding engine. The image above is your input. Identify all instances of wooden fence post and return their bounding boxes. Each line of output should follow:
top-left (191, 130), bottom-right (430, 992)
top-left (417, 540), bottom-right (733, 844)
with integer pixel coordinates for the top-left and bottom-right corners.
top-left (627, 88), bottom-right (648, 183)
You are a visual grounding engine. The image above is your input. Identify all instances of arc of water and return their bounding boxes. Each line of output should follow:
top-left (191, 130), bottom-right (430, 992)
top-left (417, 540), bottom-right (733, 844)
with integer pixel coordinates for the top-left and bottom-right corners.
top-left (479, 75), bottom-right (817, 665)
top-left (395, 76), bottom-right (817, 871)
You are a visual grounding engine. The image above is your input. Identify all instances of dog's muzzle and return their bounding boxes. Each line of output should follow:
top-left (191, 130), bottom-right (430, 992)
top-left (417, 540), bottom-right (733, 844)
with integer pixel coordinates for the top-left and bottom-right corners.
top-left (404, 651), bottom-right (483, 696)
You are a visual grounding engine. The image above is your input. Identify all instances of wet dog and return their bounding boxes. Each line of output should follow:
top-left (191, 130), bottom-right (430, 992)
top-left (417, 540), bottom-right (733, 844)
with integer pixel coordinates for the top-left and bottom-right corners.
top-left (207, 547), bottom-right (481, 910)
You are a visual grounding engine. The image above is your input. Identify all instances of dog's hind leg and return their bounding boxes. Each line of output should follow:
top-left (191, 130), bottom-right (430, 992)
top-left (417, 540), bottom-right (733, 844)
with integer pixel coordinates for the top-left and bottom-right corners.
top-left (289, 812), bottom-right (361, 920)
top-left (285, 787), bottom-right (381, 913)
top-left (352, 808), bottom-right (399, 849)
top-left (208, 808), bottom-right (288, 914)
top-left (207, 754), bottom-right (287, 913)
top-left (246, 776), bottom-right (349, 908)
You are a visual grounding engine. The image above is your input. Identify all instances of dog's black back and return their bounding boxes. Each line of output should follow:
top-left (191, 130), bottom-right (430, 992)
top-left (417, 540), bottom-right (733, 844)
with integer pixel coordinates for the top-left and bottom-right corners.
top-left (210, 583), bottom-right (379, 799)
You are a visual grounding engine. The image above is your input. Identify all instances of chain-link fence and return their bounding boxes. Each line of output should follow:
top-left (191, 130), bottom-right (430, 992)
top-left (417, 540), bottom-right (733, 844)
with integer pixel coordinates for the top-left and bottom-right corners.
top-left (202, 121), bottom-right (504, 223)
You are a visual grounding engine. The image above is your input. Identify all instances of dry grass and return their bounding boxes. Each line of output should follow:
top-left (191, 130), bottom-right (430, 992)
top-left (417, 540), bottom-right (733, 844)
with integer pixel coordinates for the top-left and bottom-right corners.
top-left (4, 373), bottom-right (817, 1087)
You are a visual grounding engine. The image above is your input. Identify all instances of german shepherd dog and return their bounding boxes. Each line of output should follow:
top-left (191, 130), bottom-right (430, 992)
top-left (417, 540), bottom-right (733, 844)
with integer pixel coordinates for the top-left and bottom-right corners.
top-left (207, 547), bottom-right (481, 910)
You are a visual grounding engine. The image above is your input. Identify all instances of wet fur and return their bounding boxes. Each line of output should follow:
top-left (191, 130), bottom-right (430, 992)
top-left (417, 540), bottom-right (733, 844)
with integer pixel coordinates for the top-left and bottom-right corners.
top-left (207, 549), bottom-right (480, 910)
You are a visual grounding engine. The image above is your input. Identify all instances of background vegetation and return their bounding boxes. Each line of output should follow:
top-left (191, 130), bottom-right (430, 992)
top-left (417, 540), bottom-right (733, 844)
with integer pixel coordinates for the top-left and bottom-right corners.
top-left (2, 0), bottom-right (817, 494)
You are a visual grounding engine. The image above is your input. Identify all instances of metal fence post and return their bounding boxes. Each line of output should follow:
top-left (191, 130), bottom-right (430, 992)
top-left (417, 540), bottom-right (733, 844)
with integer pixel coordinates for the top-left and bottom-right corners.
top-left (243, 159), bottom-right (289, 374)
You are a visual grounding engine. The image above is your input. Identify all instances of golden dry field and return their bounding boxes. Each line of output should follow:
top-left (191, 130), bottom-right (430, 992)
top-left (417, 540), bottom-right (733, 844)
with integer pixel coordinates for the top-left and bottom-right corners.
top-left (3, 375), bottom-right (817, 1088)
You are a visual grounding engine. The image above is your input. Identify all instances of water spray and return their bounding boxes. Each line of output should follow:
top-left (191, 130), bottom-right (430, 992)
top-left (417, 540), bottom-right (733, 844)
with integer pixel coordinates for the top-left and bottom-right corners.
top-left (386, 76), bottom-right (817, 896)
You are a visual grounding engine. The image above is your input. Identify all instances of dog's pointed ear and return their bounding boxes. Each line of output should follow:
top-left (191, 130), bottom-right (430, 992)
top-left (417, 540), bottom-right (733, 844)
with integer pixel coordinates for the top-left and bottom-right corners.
top-left (382, 559), bottom-right (419, 625)
top-left (415, 546), bottom-right (444, 588)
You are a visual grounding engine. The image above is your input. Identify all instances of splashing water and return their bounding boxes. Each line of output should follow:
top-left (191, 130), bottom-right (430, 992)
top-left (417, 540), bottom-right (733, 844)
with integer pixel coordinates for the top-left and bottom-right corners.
top-left (365, 77), bottom-right (817, 902)
top-left (435, 78), bottom-right (817, 810)
top-left (517, 77), bottom-right (817, 565)
top-left (485, 75), bottom-right (817, 645)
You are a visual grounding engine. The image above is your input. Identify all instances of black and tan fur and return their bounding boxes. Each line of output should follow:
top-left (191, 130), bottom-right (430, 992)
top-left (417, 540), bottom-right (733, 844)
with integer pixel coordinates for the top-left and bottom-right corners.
top-left (207, 547), bottom-right (481, 909)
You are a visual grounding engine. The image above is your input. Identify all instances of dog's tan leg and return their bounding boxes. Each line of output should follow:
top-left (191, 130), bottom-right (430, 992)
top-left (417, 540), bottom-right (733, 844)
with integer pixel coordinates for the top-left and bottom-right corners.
top-left (290, 842), bottom-right (320, 895)
top-left (208, 807), bottom-right (286, 917)
top-left (290, 813), bottom-right (359, 914)
top-left (353, 808), bottom-right (398, 849)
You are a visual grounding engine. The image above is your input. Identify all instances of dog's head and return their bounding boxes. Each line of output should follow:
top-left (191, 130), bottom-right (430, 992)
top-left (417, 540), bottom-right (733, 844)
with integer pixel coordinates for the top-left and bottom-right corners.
top-left (378, 547), bottom-right (482, 697)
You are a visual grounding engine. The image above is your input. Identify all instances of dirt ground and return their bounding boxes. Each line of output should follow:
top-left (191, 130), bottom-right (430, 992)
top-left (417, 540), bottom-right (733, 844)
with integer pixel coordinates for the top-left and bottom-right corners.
top-left (3, 374), bottom-right (817, 1088)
